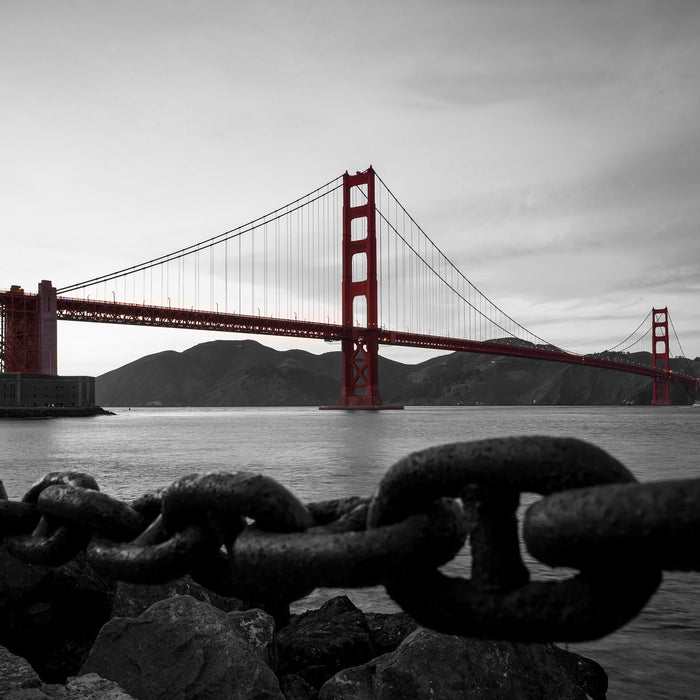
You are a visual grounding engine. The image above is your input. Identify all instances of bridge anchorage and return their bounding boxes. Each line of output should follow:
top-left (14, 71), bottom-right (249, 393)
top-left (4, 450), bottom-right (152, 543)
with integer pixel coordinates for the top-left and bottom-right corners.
top-left (1, 166), bottom-right (698, 407)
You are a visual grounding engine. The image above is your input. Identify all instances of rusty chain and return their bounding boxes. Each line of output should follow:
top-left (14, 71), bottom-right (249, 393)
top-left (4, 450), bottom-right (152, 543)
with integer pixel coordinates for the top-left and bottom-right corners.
top-left (0, 436), bottom-right (698, 643)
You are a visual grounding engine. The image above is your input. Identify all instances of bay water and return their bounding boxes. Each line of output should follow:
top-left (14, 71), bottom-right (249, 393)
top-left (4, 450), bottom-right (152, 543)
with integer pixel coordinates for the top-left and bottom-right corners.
top-left (1, 405), bottom-right (698, 698)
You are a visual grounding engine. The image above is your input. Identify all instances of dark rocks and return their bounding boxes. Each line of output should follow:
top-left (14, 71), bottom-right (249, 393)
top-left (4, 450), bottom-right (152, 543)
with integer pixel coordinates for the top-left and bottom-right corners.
top-left (277, 596), bottom-right (377, 688)
top-left (111, 576), bottom-right (247, 618)
top-left (1, 673), bottom-right (136, 699)
top-left (0, 644), bottom-right (42, 693)
top-left (0, 584), bottom-right (608, 699)
top-left (278, 674), bottom-right (318, 700)
top-left (228, 608), bottom-right (278, 669)
top-left (51, 673), bottom-right (135, 698)
top-left (0, 545), bottom-right (115, 682)
top-left (0, 646), bottom-right (134, 700)
top-left (319, 627), bottom-right (607, 700)
top-left (112, 574), bottom-right (290, 629)
top-left (363, 612), bottom-right (418, 655)
top-left (550, 644), bottom-right (608, 700)
top-left (81, 595), bottom-right (283, 699)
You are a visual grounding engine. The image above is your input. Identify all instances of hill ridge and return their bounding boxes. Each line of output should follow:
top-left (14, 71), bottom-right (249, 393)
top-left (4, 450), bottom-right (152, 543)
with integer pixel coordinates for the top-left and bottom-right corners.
top-left (96, 339), bottom-right (700, 407)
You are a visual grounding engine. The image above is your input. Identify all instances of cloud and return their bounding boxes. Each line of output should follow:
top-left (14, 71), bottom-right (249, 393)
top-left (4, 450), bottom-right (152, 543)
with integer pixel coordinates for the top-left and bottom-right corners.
top-left (3, 0), bottom-right (700, 369)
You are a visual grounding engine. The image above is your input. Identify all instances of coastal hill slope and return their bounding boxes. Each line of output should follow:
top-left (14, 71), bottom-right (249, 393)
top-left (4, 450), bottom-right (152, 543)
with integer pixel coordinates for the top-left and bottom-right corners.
top-left (96, 339), bottom-right (699, 407)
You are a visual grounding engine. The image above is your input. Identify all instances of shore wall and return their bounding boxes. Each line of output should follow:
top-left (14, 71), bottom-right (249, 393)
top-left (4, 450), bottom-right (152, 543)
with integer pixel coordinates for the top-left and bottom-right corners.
top-left (0, 373), bottom-right (95, 409)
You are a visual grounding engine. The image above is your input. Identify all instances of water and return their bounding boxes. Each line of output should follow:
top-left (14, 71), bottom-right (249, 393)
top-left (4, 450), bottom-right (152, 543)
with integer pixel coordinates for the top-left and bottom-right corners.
top-left (1, 405), bottom-right (698, 698)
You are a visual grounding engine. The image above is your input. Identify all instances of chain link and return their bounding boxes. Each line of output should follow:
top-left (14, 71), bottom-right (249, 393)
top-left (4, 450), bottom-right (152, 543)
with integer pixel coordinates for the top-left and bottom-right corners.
top-left (0, 436), bottom-right (697, 642)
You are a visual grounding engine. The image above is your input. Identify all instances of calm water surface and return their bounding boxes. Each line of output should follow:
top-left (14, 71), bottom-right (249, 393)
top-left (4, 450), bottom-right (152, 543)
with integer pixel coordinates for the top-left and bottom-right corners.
top-left (1, 405), bottom-right (698, 699)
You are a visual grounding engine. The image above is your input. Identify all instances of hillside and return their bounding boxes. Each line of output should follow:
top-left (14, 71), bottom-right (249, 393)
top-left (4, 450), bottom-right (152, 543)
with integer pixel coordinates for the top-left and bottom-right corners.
top-left (96, 339), bottom-right (700, 407)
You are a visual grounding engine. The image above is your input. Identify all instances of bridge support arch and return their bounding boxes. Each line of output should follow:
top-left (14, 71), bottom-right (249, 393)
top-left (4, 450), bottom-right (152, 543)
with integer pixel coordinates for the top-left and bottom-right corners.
top-left (651, 307), bottom-right (671, 406)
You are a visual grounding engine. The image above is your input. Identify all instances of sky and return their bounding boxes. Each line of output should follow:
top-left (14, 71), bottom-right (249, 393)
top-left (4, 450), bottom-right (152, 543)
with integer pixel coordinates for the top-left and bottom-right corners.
top-left (2, 0), bottom-right (699, 376)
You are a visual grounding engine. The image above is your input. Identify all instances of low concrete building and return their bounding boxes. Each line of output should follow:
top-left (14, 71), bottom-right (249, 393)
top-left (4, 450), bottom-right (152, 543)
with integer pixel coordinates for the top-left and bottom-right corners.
top-left (0, 373), bottom-right (95, 408)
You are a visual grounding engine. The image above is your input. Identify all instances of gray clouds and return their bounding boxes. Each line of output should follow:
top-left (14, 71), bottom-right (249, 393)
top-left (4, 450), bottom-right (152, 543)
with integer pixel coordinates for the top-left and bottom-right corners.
top-left (1, 0), bottom-right (699, 372)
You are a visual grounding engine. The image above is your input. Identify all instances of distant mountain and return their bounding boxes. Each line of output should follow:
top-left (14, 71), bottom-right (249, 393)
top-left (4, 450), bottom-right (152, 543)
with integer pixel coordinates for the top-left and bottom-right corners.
top-left (96, 339), bottom-right (700, 407)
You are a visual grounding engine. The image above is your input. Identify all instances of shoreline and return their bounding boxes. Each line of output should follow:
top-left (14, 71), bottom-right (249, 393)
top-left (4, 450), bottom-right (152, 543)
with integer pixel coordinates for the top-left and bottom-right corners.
top-left (0, 406), bottom-right (115, 419)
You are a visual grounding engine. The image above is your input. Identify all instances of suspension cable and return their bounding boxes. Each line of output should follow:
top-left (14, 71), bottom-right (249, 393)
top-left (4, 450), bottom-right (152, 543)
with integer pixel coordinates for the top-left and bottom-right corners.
top-left (368, 173), bottom-right (555, 348)
top-left (57, 175), bottom-right (344, 294)
top-left (604, 310), bottom-right (652, 352)
top-left (669, 314), bottom-right (687, 359)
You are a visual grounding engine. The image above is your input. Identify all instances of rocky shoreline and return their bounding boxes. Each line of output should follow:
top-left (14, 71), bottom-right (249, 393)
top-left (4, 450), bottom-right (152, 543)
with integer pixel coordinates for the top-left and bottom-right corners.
top-left (0, 547), bottom-right (607, 699)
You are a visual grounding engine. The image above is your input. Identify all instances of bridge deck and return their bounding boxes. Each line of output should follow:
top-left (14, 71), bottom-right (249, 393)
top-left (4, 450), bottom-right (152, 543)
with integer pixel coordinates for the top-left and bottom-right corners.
top-left (50, 296), bottom-right (697, 388)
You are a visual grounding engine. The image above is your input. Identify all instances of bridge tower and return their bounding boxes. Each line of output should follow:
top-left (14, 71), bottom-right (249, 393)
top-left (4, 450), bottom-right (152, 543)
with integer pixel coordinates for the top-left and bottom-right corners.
top-left (0, 281), bottom-right (57, 375)
top-left (335, 167), bottom-right (384, 408)
top-left (651, 306), bottom-right (671, 406)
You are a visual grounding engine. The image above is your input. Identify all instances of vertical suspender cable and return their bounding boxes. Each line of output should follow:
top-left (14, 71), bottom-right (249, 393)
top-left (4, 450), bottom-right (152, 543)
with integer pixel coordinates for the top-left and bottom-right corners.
top-left (296, 208), bottom-right (300, 319)
top-left (238, 231), bottom-right (241, 314)
top-left (251, 225), bottom-right (255, 315)
top-left (311, 199), bottom-right (315, 321)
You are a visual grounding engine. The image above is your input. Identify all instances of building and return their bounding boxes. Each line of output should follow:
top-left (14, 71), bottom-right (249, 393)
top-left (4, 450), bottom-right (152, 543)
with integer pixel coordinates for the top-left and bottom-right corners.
top-left (0, 373), bottom-right (95, 408)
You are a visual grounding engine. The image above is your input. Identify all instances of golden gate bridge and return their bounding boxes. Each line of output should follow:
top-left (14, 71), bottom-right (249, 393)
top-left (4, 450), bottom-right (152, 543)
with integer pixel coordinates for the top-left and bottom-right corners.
top-left (1, 167), bottom-right (698, 406)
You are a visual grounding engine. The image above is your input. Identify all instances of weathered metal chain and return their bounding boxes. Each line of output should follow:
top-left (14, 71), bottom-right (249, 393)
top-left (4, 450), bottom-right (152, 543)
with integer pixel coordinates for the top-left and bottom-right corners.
top-left (1, 436), bottom-right (698, 642)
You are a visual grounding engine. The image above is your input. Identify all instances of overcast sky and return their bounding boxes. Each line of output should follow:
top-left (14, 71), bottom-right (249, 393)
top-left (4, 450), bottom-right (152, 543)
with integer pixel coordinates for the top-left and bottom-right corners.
top-left (2, 0), bottom-right (699, 376)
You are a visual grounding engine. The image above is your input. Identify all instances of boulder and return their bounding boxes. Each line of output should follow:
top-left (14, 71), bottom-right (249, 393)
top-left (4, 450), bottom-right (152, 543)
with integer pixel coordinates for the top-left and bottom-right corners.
top-left (111, 576), bottom-right (246, 618)
top-left (549, 645), bottom-right (608, 700)
top-left (0, 690), bottom-right (49, 700)
top-left (112, 575), bottom-right (290, 628)
top-left (363, 612), bottom-right (418, 655)
top-left (319, 627), bottom-right (608, 700)
top-left (0, 668), bottom-right (134, 699)
top-left (0, 644), bottom-right (42, 693)
top-left (278, 674), bottom-right (318, 700)
top-left (276, 596), bottom-right (377, 689)
top-left (113, 580), bottom-right (278, 669)
top-left (0, 546), bottom-right (115, 682)
top-left (81, 594), bottom-right (283, 700)
top-left (60, 673), bottom-right (136, 699)
top-left (227, 608), bottom-right (278, 670)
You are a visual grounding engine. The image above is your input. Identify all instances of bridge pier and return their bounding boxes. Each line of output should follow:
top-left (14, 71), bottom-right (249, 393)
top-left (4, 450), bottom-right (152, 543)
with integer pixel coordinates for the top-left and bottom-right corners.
top-left (339, 333), bottom-right (381, 406)
top-left (0, 281), bottom-right (57, 374)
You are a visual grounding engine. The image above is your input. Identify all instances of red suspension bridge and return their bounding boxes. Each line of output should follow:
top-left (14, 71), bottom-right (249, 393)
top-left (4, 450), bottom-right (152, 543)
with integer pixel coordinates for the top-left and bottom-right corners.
top-left (1, 167), bottom-right (698, 406)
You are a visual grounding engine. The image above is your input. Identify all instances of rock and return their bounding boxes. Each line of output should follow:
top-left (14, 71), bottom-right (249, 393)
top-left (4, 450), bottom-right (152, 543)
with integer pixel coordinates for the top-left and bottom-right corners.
top-left (114, 579), bottom-right (279, 669)
top-left (111, 575), bottom-right (246, 618)
top-left (0, 673), bottom-right (135, 699)
top-left (363, 612), bottom-right (418, 655)
top-left (0, 546), bottom-right (115, 682)
top-left (549, 644), bottom-right (608, 700)
top-left (0, 644), bottom-right (42, 692)
top-left (0, 690), bottom-right (50, 700)
top-left (227, 608), bottom-right (278, 670)
top-left (81, 594), bottom-right (283, 699)
top-left (276, 596), bottom-right (377, 689)
top-left (278, 674), bottom-right (318, 700)
top-left (319, 627), bottom-right (608, 700)
top-left (60, 673), bottom-right (136, 699)
top-left (112, 575), bottom-right (290, 628)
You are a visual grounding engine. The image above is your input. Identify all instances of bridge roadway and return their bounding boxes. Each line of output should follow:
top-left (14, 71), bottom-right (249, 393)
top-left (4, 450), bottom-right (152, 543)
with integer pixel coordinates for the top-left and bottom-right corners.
top-left (55, 296), bottom-right (697, 388)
